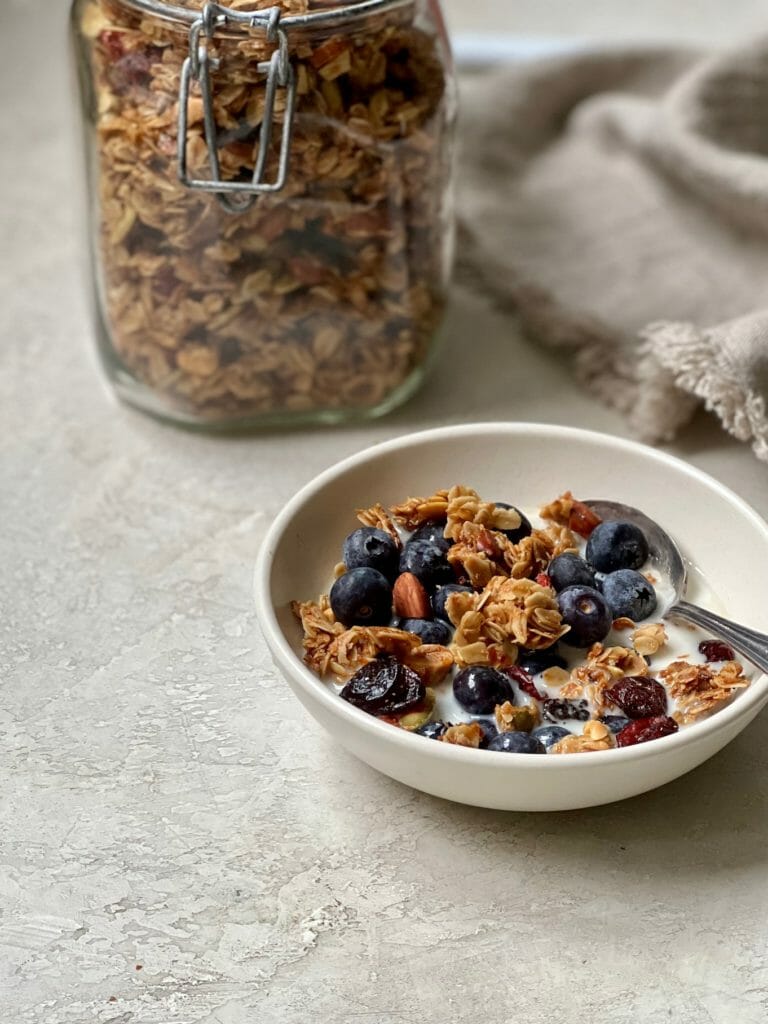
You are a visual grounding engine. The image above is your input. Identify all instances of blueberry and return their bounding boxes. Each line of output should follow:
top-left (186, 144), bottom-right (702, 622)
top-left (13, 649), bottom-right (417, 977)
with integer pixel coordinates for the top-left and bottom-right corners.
top-left (409, 520), bottom-right (450, 552)
top-left (453, 665), bottom-right (515, 715)
top-left (601, 569), bottom-right (657, 621)
top-left (415, 720), bottom-right (449, 740)
top-left (557, 585), bottom-right (613, 647)
top-left (548, 553), bottom-right (598, 593)
top-left (399, 541), bottom-right (454, 590)
top-left (342, 527), bottom-right (399, 581)
top-left (487, 731), bottom-right (545, 754)
top-left (494, 501), bottom-right (532, 543)
top-left (432, 583), bottom-right (474, 622)
top-left (600, 714), bottom-right (631, 735)
top-left (330, 568), bottom-right (392, 627)
top-left (531, 724), bottom-right (572, 749)
top-left (476, 719), bottom-right (499, 747)
top-left (585, 520), bottom-right (650, 573)
top-left (399, 618), bottom-right (452, 645)
top-left (517, 647), bottom-right (568, 676)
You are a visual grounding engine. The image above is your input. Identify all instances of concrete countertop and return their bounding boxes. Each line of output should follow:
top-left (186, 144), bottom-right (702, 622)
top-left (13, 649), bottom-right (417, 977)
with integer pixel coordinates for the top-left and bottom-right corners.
top-left (3, 3), bottom-right (768, 1022)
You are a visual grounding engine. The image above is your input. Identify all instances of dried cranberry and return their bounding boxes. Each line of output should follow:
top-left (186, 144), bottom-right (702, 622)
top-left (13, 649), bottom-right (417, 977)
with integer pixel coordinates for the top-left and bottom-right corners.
top-left (157, 132), bottom-right (177, 157)
top-left (488, 646), bottom-right (516, 669)
top-left (109, 47), bottom-right (163, 93)
top-left (535, 572), bottom-right (552, 589)
top-left (153, 266), bottom-right (178, 298)
top-left (605, 676), bottom-right (667, 719)
top-left (503, 665), bottom-right (546, 702)
top-left (699, 639), bottom-right (736, 663)
top-left (339, 655), bottom-right (425, 717)
top-left (98, 29), bottom-right (126, 61)
top-left (615, 715), bottom-right (679, 747)
top-left (543, 698), bottom-right (590, 722)
top-left (288, 256), bottom-right (329, 287)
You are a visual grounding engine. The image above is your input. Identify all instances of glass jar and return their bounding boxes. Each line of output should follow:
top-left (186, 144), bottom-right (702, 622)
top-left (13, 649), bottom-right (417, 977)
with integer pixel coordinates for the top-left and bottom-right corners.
top-left (70, 0), bottom-right (456, 429)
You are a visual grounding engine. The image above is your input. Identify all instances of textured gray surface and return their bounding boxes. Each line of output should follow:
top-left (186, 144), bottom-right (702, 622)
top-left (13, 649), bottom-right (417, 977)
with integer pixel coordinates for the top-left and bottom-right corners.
top-left (4, 3), bottom-right (768, 1023)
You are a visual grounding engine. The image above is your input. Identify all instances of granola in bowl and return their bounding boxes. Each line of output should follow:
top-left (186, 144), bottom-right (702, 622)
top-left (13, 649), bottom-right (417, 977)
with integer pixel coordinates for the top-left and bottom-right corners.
top-left (291, 485), bottom-right (754, 753)
top-left (72, 0), bottom-right (456, 427)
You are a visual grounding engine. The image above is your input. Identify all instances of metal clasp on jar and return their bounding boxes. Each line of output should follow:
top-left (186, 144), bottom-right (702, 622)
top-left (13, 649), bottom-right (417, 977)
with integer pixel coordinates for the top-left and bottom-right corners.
top-left (177, 1), bottom-right (297, 213)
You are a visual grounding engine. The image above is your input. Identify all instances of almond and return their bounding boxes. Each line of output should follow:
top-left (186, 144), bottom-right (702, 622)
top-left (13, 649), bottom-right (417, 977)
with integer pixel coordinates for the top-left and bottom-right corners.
top-left (392, 572), bottom-right (430, 619)
top-left (568, 500), bottom-right (602, 538)
top-left (309, 37), bottom-right (351, 73)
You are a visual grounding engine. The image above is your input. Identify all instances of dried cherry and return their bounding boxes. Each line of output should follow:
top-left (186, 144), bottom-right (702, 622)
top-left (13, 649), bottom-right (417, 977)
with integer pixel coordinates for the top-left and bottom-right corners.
top-left (503, 665), bottom-right (546, 702)
top-left (615, 715), bottom-right (679, 747)
top-left (605, 676), bottom-right (667, 719)
top-left (699, 639), bottom-right (736, 663)
top-left (98, 29), bottom-right (126, 60)
top-left (109, 47), bottom-right (163, 94)
top-left (340, 655), bottom-right (425, 717)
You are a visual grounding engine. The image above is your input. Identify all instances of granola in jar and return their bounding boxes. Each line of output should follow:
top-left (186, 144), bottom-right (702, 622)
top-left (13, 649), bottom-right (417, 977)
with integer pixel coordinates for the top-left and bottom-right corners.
top-left (71, 0), bottom-right (456, 427)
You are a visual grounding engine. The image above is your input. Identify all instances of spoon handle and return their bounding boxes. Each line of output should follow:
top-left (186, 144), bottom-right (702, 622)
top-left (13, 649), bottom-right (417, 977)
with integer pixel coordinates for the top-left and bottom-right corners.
top-left (669, 600), bottom-right (768, 675)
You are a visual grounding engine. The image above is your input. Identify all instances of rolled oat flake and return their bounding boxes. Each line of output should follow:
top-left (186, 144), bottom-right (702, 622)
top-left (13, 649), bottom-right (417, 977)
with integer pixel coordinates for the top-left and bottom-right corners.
top-left (72, 0), bottom-right (456, 428)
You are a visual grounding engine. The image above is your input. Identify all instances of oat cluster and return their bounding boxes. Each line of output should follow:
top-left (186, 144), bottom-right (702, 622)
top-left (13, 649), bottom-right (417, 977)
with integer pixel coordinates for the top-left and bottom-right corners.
top-left (291, 596), bottom-right (453, 684)
top-left (78, 0), bottom-right (451, 423)
top-left (440, 722), bottom-right (484, 748)
top-left (549, 720), bottom-right (614, 754)
top-left (447, 576), bottom-right (567, 666)
top-left (660, 658), bottom-right (749, 724)
top-left (631, 621), bottom-right (667, 657)
top-left (354, 503), bottom-right (401, 547)
top-left (560, 642), bottom-right (650, 710)
top-left (494, 701), bottom-right (540, 733)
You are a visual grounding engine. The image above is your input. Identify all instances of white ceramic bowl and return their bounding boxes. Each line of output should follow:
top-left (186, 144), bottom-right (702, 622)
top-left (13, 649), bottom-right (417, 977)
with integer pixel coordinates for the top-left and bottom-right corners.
top-left (255, 423), bottom-right (768, 811)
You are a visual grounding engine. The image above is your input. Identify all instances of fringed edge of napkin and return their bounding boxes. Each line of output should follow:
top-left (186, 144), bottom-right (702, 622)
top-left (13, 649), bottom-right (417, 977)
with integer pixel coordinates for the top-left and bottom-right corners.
top-left (457, 229), bottom-right (768, 461)
top-left (638, 320), bottom-right (768, 461)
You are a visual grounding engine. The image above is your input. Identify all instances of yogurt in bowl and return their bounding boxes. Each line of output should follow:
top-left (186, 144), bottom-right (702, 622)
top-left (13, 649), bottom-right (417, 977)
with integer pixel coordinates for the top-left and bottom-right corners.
top-left (255, 423), bottom-right (768, 810)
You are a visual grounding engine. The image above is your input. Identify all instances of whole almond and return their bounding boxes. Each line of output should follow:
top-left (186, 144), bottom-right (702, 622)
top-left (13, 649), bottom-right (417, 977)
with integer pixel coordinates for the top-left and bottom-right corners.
top-left (393, 572), bottom-right (431, 619)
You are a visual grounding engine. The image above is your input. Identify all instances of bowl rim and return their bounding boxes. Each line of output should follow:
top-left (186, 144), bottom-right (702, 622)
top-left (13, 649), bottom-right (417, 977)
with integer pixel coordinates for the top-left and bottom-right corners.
top-left (255, 421), bottom-right (768, 768)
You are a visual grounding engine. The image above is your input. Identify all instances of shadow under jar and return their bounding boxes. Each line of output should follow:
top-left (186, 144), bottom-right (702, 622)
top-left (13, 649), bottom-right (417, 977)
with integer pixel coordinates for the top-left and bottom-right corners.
top-left (71, 0), bottom-right (456, 429)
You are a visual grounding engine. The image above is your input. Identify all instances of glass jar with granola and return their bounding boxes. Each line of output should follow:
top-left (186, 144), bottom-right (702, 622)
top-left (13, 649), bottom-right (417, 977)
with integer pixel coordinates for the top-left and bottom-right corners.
top-left (71, 0), bottom-right (456, 428)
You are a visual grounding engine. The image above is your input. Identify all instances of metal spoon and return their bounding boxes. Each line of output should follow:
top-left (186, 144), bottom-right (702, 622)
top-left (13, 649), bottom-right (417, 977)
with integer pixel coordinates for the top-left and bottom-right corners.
top-left (585, 500), bottom-right (768, 675)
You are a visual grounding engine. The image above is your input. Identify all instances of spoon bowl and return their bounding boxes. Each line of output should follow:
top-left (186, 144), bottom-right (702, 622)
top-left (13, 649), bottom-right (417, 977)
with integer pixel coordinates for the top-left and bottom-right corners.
top-left (585, 499), bottom-right (687, 608)
top-left (585, 499), bottom-right (768, 674)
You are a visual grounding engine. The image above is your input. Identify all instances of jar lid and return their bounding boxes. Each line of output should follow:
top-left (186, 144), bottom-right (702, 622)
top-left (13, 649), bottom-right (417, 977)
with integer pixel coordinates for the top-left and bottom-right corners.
top-left (119, 0), bottom-right (412, 28)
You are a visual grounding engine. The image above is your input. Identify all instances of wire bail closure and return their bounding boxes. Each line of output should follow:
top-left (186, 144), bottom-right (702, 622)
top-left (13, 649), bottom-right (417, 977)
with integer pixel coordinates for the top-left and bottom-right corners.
top-left (177, 2), bottom-right (297, 213)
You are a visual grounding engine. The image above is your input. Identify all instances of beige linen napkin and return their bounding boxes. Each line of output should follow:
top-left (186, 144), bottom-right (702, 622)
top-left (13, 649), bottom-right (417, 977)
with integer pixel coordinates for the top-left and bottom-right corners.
top-left (457, 41), bottom-right (768, 460)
